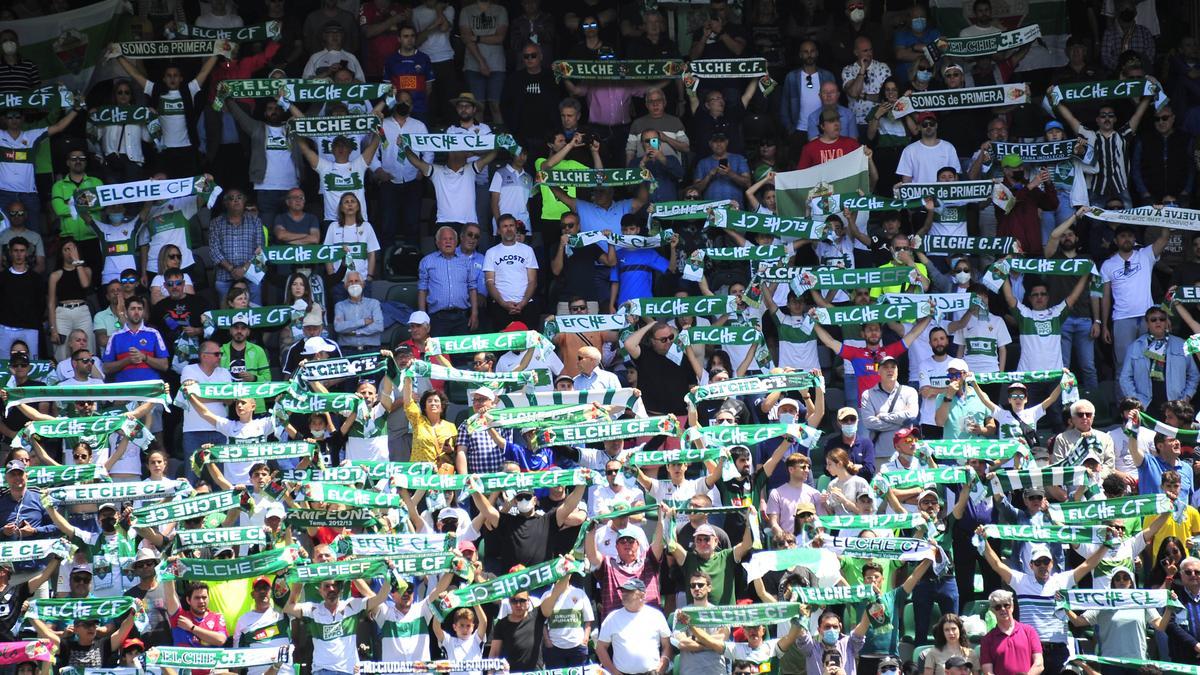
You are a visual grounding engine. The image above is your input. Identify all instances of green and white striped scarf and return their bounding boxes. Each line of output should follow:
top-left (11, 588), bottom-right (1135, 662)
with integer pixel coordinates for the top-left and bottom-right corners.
top-left (130, 489), bottom-right (241, 528)
top-left (405, 359), bottom-right (544, 386)
top-left (146, 645), bottom-right (293, 670)
top-left (817, 513), bottom-right (927, 531)
top-left (496, 388), bottom-right (641, 410)
top-left (1048, 494), bottom-right (1174, 524)
top-left (568, 229), bottom-right (675, 253)
top-left (535, 415), bottom-right (681, 448)
top-left (709, 208), bottom-right (825, 240)
top-left (989, 465), bottom-right (1090, 494)
top-left (158, 545), bottom-right (298, 581)
top-left (1055, 588), bottom-right (1181, 611)
top-left (680, 602), bottom-right (804, 627)
top-left (176, 526), bottom-right (268, 550)
top-left (1130, 412), bottom-right (1199, 442)
top-left (4, 382), bottom-right (169, 411)
top-left (46, 478), bottom-right (190, 507)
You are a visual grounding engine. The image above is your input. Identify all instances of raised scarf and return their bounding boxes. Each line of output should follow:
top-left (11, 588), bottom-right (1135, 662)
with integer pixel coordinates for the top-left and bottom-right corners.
top-left (550, 59), bottom-right (685, 81)
top-left (680, 601), bottom-right (804, 627)
top-left (296, 353), bottom-right (387, 381)
top-left (174, 21), bottom-right (281, 42)
top-left (0, 86), bottom-right (75, 112)
top-left (709, 208), bottom-right (825, 240)
top-left (47, 478), bottom-right (190, 507)
top-left (1048, 494), bottom-right (1173, 524)
top-left (924, 25), bottom-right (1041, 61)
top-left (289, 114), bottom-right (381, 139)
top-left (433, 557), bottom-right (584, 618)
top-left (176, 525), bottom-right (268, 550)
top-left (146, 645), bottom-right (293, 670)
top-left (536, 167), bottom-right (653, 188)
top-left (130, 489), bottom-right (243, 528)
top-left (622, 295), bottom-right (736, 317)
top-left (5, 381), bottom-right (169, 412)
top-left (496, 388), bottom-right (641, 410)
top-left (892, 84), bottom-right (1028, 117)
top-left (686, 371), bottom-right (820, 404)
top-left (158, 545), bottom-right (298, 581)
top-left (919, 234), bottom-right (1016, 255)
top-left (535, 415), bottom-right (681, 448)
top-left (821, 536), bottom-right (934, 561)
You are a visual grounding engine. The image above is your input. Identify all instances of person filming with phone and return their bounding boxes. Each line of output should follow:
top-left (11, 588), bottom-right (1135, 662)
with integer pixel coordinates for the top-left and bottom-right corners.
top-left (632, 130), bottom-right (683, 202)
top-left (690, 131), bottom-right (751, 207)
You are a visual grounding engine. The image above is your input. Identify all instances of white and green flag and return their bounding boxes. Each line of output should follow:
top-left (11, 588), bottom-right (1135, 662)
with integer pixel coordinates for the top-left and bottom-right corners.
top-left (776, 147), bottom-right (870, 217)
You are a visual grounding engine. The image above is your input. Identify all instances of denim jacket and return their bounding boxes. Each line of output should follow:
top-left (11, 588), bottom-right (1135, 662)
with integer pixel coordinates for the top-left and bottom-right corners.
top-left (1119, 334), bottom-right (1200, 407)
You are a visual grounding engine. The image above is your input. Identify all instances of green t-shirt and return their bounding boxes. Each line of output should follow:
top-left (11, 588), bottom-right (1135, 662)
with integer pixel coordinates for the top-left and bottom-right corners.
top-left (935, 390), bottom-right (990, 441)
top-left (682, 547), bottom-right (737, 605)
top-left (536, 156), bottom-right (585, 220)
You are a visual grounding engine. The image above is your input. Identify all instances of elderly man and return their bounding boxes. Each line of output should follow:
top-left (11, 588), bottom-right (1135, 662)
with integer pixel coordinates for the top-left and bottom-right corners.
top-left (1168, 556), bottom-right (1200, 664)
top-left (455, 387), bottom-right (511, 474)
top-left (209, 189), bottom-right (265, 304)
top-left (805, 81), bottom-right (858, 142)
top-left (418, 226), bottom-right (480, 337)
top-left (334, 271), bottom-right (384, 354)
top-left (625, 320), bottom-right (701, 421)
top-left (0, 460), bottom-right (58, 579)
top-left (283, 313), bottom-right (343, 377)
top-left (626, 88), bottom-right (690, 162)
top-left (841, 37), bottom-right (890, 128)
top-left (586, 511), bottom-right (667, 619)
top-left (1051, 399), bottom-right (1117, 483)
top-left (596, 578), bottom-right (671, 675)
top-left (978, 590), bottom-right (1042, 675)
top-left (1119, 305), bottom-right (1199, 411)
top-left (669, 509), bottom-right (754, 605)
top-left (573, 346), bottom-right (620, 391)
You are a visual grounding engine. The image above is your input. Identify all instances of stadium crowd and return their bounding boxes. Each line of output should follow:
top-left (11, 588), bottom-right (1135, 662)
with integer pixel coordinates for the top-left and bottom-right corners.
top-left (0, 2), bottom-right (1200, 675)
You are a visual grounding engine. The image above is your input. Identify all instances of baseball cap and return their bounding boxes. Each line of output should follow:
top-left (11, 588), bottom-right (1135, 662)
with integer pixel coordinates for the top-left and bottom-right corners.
top-left (439, 506), bottom-right (469, 523)
top-left (302, 310), bottom-right (324, 328)
top-left (619, 578), bottom-right (647, 592)
top-left (457, 540), bottom-right (478, 554)
top-left (263, 502), bottom-right (286, 520)
top-left (121, 638), bottom-right (146, 652)
top-left (946, 358), bottom-right (969, 373)
top-left (836, 407), bottom-right (858, 421)
top-left (1025, 486), bottom-right (1047, 498)
top-left (878, 354), bottom-right (898, 365)
top-left (1029, 544), bottom-right (1053, 562)
top-left (795, 502), bottom-right (816, 516)
top-left (710, 131), bottom-right (729, 141)
top-left (473, 386), bottom-right (498, 401)
top-left (502, 321), bottom-right (529, 332)
top-left (945, 656), bottom-right (973, 670)
top-left (407, 310), bottom-right (431, 326)
top-left (916, 111), bottom-right (938, 123)
top-left (70, 564), bottom-right (93, 577)
top-left (1008, 381), bottom-right (1028, 391)
top-left (253, 576), bottom-right (273, 588)
top-left (555, 374), bottom-right (574, 385)
top-left (1000, 153), bottom-right (1024, 168)
top-left (616, 526), bottom-right (641, 541)
top-left (322, 21), bottom-right (344, 33)
top-left (894, 427), bottom-right (918, 442)
top-left (771, 398), bottom-right (801, 418)
top-left (880, 656), bottom-right (903, 671)
top-left (134, 547), bottom-right (159, 563)
top-left (3, 460), bottom-right (24, 473)
top-left (98, 502), bottom-right (117, 513)
top-left (302, 336), bottom-right (338, 356)
top-left (917, 488), bottom-right (941, 503)
top-left (1044, 120), bottom-right (1065, 132)
top-left (694, 524), bottom-right (718, 539)
top-left (942, 63), bottom-right (964, 75)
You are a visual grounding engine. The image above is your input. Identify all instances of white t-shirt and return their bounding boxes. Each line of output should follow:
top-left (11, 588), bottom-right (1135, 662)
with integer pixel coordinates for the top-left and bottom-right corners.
top-left (381, 116), bottom-right (430, 184)
top-left (589, 484), bottom-right (646, 517)
top-left (260, 124), bottom-right (298, 191)
top-left (145, 80), bottom-right (201, 148)
top-left (427, 163), bottom-right (480, 224)
top-left (992, 404), bottom-right (1045, 443)
top-left (233, 607), bottom-right (291, 675)
top-left (179, 363), bottom-right (232, 433)
top-left (955, 313), bottom-right (1011, 374)
top-left (323, 221), bottom-right (381, 278)
top-left (298, 597), bottom-right (368, 673)
top-left (1014, 302), bottom-right (1068, 371)
top-left (146, 196), bottom-right (198, 272)
top-left (316, 156), bottom-right (370, 222)
top-left (0, 128), bottom-right (46, 193)
top-left (488, 165), bottom-right (533, 234)
top-left (373, 599), bottom-right (431, 662)
top-left (897, 139), bottom-right (962, 182)
top-left (213, 416), bottom-right (274, 484)
top-left (482, 241), bottom-right (539, 303)
top-left (446, 122), bottom-right (493, 186)
top-left (1100, 245), bottom-right (1158, 321)
top-left (96, 216), bottom-right (148, 284)
top-left (442, 633), bottom-right (484, 675)
top-left (412, 3), bottom-right (456, 62)
top-left (597, 606), bottom-right (671, 674)
top-left (544, 584), bottom-right (594, 649)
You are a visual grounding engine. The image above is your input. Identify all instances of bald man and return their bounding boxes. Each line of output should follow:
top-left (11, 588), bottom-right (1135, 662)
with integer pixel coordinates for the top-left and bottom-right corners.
top-left (573, 345), bottom-right (621, 390)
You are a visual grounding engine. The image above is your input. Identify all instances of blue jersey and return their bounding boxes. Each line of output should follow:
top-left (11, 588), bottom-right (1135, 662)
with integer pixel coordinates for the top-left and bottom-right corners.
top-left (611, 248), bottom-right (669, 306)
top-left (384, 51), bottom-right (436, 116)
top-left (102, 325), bottom-right (168, 382)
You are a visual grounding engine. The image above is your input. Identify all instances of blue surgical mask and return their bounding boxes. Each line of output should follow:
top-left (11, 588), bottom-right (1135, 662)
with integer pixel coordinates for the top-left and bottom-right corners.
top-left (822, 628), bottom-right (840, 645)
top-left (916, 69), bottom-right (933, 83)
top-left (840, 423), bottom-right (858, 437)
top-left (107, 213), bottom-right (124, 225)
top-left (911, 17), bottom-right (927, 32)
top-left (779, 412), bottom-right (797, 425)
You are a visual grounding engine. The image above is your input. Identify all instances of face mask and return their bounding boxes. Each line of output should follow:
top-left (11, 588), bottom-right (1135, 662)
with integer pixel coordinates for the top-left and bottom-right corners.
top-left (840, 423), bottom-right (857, 437)
top-left (1119, 8), bottom-right (1136, 21)
top-left (881, 669), bottom-right (899, 675)
top-left (822, 628), bottom-right (840, 645)
top-left (311, 430), bottom-right (328, 440)
top-left (915, 69), bottom-right (933, 83)
top-left (849, 8), bottom-right (865, 22)
top-left (911, 17), bottom-right (927, 32)
top-left (516, 498), bottom-right (535, 514)
top-left (954, 271), bottom-right (971, 285)
top-left (779, 412), bottom-right (797, 425)
top-left (100, 517), bottom-right (117, 532)
top-left (347, 283), bottom-right (363, 298)
top-left (395, 101), bottom-right (412, 116)
top-left (107, 213), bottom-right (125, 225)
top-left (1, 42), bottom-right (15, 56)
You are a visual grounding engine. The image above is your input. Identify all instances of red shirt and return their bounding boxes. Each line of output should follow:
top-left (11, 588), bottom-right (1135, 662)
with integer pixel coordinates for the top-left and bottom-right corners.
top-left (980, 621), bottom-right (1042, 675)
top-left (169, 608), bottom-right (228, 674)
top-left (207, 41), bottom-right (282, 104)
top-left (360, 2), bottom-right (405, 78)
top-left (838, 340), bottom-right (907, 399)
top-left (796, 136), bottom-right (861, 169)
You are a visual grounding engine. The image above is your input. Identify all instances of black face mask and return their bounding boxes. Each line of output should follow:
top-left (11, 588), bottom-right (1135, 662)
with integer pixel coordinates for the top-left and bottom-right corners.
top-left (395, 102), bottom-right (412, 116)
top-left (100, 517), bottom-right (117, 532)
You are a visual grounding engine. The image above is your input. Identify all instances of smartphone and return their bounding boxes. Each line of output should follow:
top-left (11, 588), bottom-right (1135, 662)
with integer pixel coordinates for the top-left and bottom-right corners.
top-left (719, 158), bottom-right (729, 169)
top-left (649, 137), bottom-right (660, 151)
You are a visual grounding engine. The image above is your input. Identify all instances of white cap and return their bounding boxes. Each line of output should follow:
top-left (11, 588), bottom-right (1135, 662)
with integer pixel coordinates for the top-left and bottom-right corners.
top-left (263, 502), bottom-right (286, 520)
top-left (946, 358), bottom-right (969, 372)
top-left (1029, 544), bottom-right (1053, 562)
top-left (408, 310), bottom-right (431, 325)
top-left (472, 386), bottom-right (498, 401)
top-left (770, 398), bottom-right (802, 420)
top-left (302, 336), bottom-right (338, 356)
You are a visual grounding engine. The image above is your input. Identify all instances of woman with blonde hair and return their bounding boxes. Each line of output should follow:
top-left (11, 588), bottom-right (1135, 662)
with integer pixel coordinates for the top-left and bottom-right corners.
top-left (148, 244), bottom-right (195, 304)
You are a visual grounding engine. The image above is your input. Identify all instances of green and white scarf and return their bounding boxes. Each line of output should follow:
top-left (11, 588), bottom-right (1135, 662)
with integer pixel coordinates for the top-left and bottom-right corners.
top-left (741, 547), bottom-right (835, 582)
top-left (874, 466), bottom-right (971, 489)
top-left (684, 58), bottom-right (775, 93)
top-left (19, 414), bottom-right (132, 440)
top-left (924, 439), bottom-right (1026, 462)
top-left (399, 133), bottom-right (521, 154)
top-left (692, 423), bottom-right (816, 447)
top-left (280, 466), bottom-right (367, 485)
top-left (360, 661), bottom-right (510, 674)
top-left (813, 302), bottom-right (932, 326)
top-left (989, 465), bottom-right (1090, 494)
top-left (675, 324), bottom-right (761, 348)
top-left (198, 441), bottom-right (315, 467)
top-left (259, 243), bottom-right (365, 265)
top-left (130, 489), bottom-right (242, 528)
top-left (625, 446), bottom-right (724, 467)
top-left (88, 106), bottom-right (160, 143)
top-left (146, 645), bottom-right (293, 670)
top-left (202, 305), bottom-right (303, 333)
top-left (0, 85), bottom-right (75, 112)
top-left (821, 536), bottom-right (934, 561)
top-left (536, 167), bottom-right (653, 188)
top-left (404, 359), bottom-right (543, 386)
top-left (709, 208), bottom-right (825, 240)
top-left (380, 473), bottom-right (471, 491)
top-left (174, 21), bottom-right (281, 42)
top-left (992, 140), bottom-right (1079, 164)
top-left (434, 556), bottom-right (585, 618)
top-left (920, 235), bottom-right (1016, 255)
top-left (974, 369), bottom-right (1067, 385)
top-left (0, 538), bottom-right (75, 563)
top-left (182, 381), bottom-right (294, 401)
top-left (425, 330), bottom-right (546, 357)
top-left (788, 266), bottom-right (915, 294)
top-left (347, 460), bottom-right (434, 479)
top-left (569, 229), bottom-right (674, 253)
top-left (1130, 412), bottom-right (1199, 442)
top-left (550, 59), bottom-right (685, 81)
top-left (924, 25), bottom-right (1041, 61)
top-left (14, 464), bottom-right (108, 489)
top-left (542, 313), bottom-right (627, 339)
top-left (176, 526), bottom-right (268, 550)
top-left (1055, 588), bottom-right (1181, 611)
top-left (981, 523), bottom-right (1112, 545)
top-left (286, 557), bottom-right (389, 583)
top-left (980, 257), bottom-right (1101, 296)
top-left (46, 478), bottom-right (190, 507)
top-left (350, 533), bottom-right (450, 556)
top-left (686, 371), bottom-right (820, 404)
top-left (1085, 205), bottom-right (1200, 232)
top-left (275, 389), bottom-right (360, 414)
top-left (809, 193), bottom-right (922, 217)
top-left (465, 403), bottom-right (607, 433)
top-left (794, 584), bottom-right (881, 605)
top-left (648, 199), bottom-right (735, 221)
top-left (535, 415), bottom-right (681, 448)
top-left (159, 545), bottom-right (298, 581)
top-left (622, 295), bottom-right (736, 317)
top-left (107, 40), bottom-right (232, 59)
top-left (680, 602), bottom-right (804, 627)
top-left (301, 482), bottom-right (401, 509)
top-left (894, 180), bottom-right (996, 202)
top-left (464, 469), bottom-right (598, 494)
top-left (5, 381), bottom-right (170, 412)
top-left (0, 359), bottom-right (53, 382)
top-left (27, 597), bottom-right (140, 622)
top-left (496, 388), bottom-right (641, 410)
top-left (1046, 78), bottom-right (1166, 113)
top-left (880, 293), bottom-right (973, 315)
top-left (214, 79), bottom-right (393, 110)
top-left (296, 353), bottom-right (387, 381)
top-left (288, 114), bottom-right (381, 139)
top-left (817, 513), bottom-right (927, 531)
top-left (285, 508), bottom-right (380, 529)
top-left (1071, 656), bottom-right (1199, 675)
top-left (71, 175), bottom-right (217, 214)
top-left (892, 84), bottom-right (1028, 117)
top-left (691, 245), bottom-right (789, 262)
top-left (1048, 494), bottom-right (1173, 524)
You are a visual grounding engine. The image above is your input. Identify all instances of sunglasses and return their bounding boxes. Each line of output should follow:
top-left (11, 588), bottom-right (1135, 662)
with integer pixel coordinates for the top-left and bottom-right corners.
top-left (1148, 315), bottom-right (1169, 322)
top-left (653, 336), bottom-right (673, 343)
top-left (166, 280), bottom-right (184, 287)
top-left (120, 277), bottom-right (138, 284)
top-left (1009, 393), bottom-right (1026, 399)
top-left (523, 52), bottom-right (539, 59)
top-left (689, 582), bottom-right (707, 589)
top-left (991, 603), bottom-right (1012, 610)
top-left (68, 156), bottom-right (87, 162)
top-left (1031, 559), bottom-right (1052, 566)
top-left (1074, 411), bottom-right (1094, 418)
top-left (6, 211), bottom-right (25, 217)
top-left (569, 305), bottom-right (588, 312)
top-left (1098, 112), bottom-right (1116, 118)
top-left (1156, 115), bottom-right (1173, 121)
top-left (72, 454), bottom-right (90, 461)
top-left (604, 469), bottom-right (619, 475)
top-left (167, 253), bottom-right (182, 259)
top-left (920, 120), bottom-right (938, 128)
top-left (1183, 569), bottom-right (1200, 576)
top-left (582, 22), bottom-right (599, 29)
top-left (463, 231), bottom-right (480, 238)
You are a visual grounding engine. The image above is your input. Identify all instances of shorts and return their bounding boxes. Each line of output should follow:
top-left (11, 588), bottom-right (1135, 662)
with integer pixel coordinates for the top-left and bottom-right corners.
top-left (465, 69), bottom-right (505, 102)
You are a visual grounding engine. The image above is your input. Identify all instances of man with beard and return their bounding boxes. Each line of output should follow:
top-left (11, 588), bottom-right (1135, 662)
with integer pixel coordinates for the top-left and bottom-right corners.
top-left (225, 97), bottom-right (302, 230)
top-left (780, 40), bottom-right (836, 151)
top-left (472, 474), bottom-right (588, 574)
top-left (0, 549), bottom-right (60, 642)
top-left (917, 327), bottom-right (955, 439)
top-left (124, 547), bottom-right (170, 647)
top-left (811, 313), bottom-right (934, 401)
top-left (446, 93), bottom-right (496, 232)
top-left (624, 320), bottom-right (702, 423)
top-left (233, 576), bottom-right (291, 673)
top-left (377, 91), bottom-right (431, 246)
top-left (713, 443), bottom-right (790, 545)
top-left (1045, 208), bottom-right (1102, 391)
top-left (284, 575), bottom-right (391, 675)
top-left (43, 502), bottom-right (137, 597)
top-left (671, 571), bottom-right (728, 675)
top-left (1099, 224), bottom-right (1171, 379)
top-left (668, 507), bottom-right (754, 605)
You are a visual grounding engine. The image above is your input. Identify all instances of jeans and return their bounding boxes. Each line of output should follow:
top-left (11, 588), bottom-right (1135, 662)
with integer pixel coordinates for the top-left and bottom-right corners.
top-left (543, 644), bottom-right (588, 668)
top-left (182, 430), bottom-right (227, 483)
top-left (0, 326), bottom-right (39, 359)
top-left (215, 278), bottom-right (262, 306)
top-left (1040, 188), bottom-right (1076, 248)
top-left (1041, 641), bottom-right (1070, 675)
top-left (255, 189), bottom-right (290, 236)
top-left (429, 308), bottom-right (470, 338)
top-left (912, 574), bottom-right (959, 646)
top-left (1060, 315), bottom-right (1099, 390)
top-left (0, 190), bottom-right (41, 234)
top-left (378, 180), bottom-right (424, 244)
top-left (1112, 316), bottom-right (1145, 381)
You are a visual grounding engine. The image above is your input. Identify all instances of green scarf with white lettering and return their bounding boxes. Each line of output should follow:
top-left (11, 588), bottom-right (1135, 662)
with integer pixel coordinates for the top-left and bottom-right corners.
top-left (817, 513), bottom-right (927, 531)
top-left (536, 167), bottom-right (653, 188)
top-left (649, 199), bottom-right (736, 221)
top-left (680, 602), bottom-right (804, 627)
top-left (202, 305), bottom-right (303, 334)
top-left (213, 79), bottom-right (393, 111)
top-left (981, 523), bottom-right (1113, 545)
top-left (158, 544), bottom-right (298, 581)
top-left (625, 446), bottom-right (725, 467)
top-left (130, 489), bottom-right (243, 528)
top-left (550, 59), bottom-right (685, 81)
top-left (1070, 656), bottom-right (1197, 675)
top-left (45, 478), bottom-right (191, 507)
top-left (923, 440), bottom-right (1026, 463)
top-left (686, 371), bottom-right (821, 405)
top-left (535, 415), bottom-right (681, 448)
top-left (425, 331), bottom-right (547, 357)
top-left (27, 597), bottom-right (141, 622)
top-left (175, 526), bottom-right (268, 550)
top-left (300, 482), bottom-right (402, 509)
top-left (709, 208), bottom-right (825, 239)
top-left (1047, 494), bottom-right (1174, 524)
top-left (295, 353), bottom-right (387, 382)
top-left (0, 537), bottom-right (76, 563)
top-left (873, 466), bottom-right (971, 489)
top-left (434, 556), bottom-right (585, 618)
top-left (14, 464), bottom-right (108, 489)
top-left (183, 381), bottom-right (294, 401)
top-left (465, 403), bottom-right (609, 433)
top-left (1055, 588), bottom-right (1181, 611)
top-left (622, 295), bottom-right (737, 318)
top-left (4, 382), bottom-right (169, 412)
top-left (175, 21), bottom-right (281, 42)
top-left (146, 645), bottom-right (293, 670)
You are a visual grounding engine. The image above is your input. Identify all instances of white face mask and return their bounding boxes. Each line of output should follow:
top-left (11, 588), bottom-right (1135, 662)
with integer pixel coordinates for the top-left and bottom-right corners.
top-left (778, 412), bottom-right (797, 425)
top-left (954, 271), bottom-right (971, 285)
top-left (347, 283), bottom-right (363, 298)
top-left (1, 42), bottom-right (16, 56)
top-left (516, 498), bottom-right (535, 514)
top-left (840, 423), bottom-right (858, 437)
top-left (311, 430), bottom-right (328, 440)
top-left (849, 8), bottom-right (865, 22)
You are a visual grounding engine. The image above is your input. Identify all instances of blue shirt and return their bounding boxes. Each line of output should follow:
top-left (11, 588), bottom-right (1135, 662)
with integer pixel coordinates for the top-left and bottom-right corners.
top-left (0, 489), bottom-right (56, 569)
top-left (694, 153), bottom-right (750, 207)
top-left (418, 251), bottom-right (480, 313)
top-left (805, 105), bottom-right (859, 141)
top-left (576, 199), bottom-right (634, 235)
top-left (611, 248), bottom-right (669, 306)
top-left (456, 246), bottom-right (487, 294)
top-left (629, 155), bottom-right (683, 202)
top-left (102, 325), bottom-right (169, 382)
top-left (1139, 453), bottom-right (1194, 502)
top-left (383, 50), bottom-right (435, 116)
top-left (821, 433), bottom-right (876, 483)
top-left (893, 27), bottom-right (942, 81)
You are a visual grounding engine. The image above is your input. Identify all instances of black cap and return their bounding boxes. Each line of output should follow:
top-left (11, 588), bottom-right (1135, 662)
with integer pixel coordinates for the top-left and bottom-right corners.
top-left (710, 131), bottom-right (728, 141)
top-left (945, 656), bottom-right (973, 670)
top-left (323, 21), bottom-right (344, 33)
